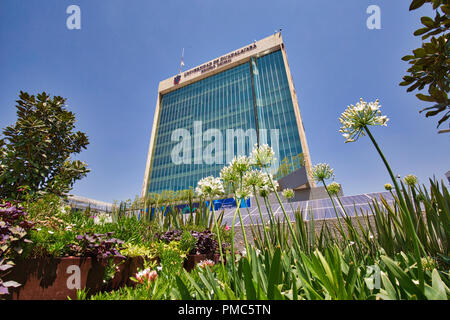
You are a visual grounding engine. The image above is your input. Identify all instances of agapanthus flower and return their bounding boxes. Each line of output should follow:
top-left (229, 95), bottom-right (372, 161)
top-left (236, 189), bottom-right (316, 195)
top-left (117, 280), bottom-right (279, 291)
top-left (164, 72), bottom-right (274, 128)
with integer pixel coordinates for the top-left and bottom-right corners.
top-left (257, 173), bottom-right (279, 198)
top-left (310, 163), bottom-right (335, 183)
top-left (220, 156), bottom-right (251, 192)
top-left (403, 174), bottom-right (418, 187)
top-left (230, 155), bottom-right (251, 177)
top-left (93, 212), bottom-right (113, 225)
top-left (327, 182), bottom-right (341, 196)
top-left (195, 176), bottom-right (224, 198)
top-left (339, 98), bottom-right (388, 143)
top-left (282, 188), bottom-right (295, 200)
top-left (242, 169), bottom-right (264, 188)
top-left (220, 164), bottom-right (239, 187)
top-left (250, 144), bottom-right (275, 168)
top-left (235, 184), bottom-right (253, 200)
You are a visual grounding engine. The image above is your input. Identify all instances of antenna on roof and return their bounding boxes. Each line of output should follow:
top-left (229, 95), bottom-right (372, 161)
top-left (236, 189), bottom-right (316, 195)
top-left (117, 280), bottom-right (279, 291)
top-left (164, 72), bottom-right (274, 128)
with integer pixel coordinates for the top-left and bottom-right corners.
top-left (179, 48), bottom-right (185, 75)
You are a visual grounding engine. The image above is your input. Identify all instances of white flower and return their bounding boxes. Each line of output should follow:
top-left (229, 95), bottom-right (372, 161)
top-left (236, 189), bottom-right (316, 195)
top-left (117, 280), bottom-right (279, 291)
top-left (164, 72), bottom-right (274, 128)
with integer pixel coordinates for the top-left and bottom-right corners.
top-left (403, 174), bottom-right (418, 187)
top-left (243, 169), bottom-right (264, 188)
top-left (220, 164), bottom-right (239, 186)
top-left (310, 163), bottom-right (335, 183)
top-left (48, 230), bottom-right (54, 234)
top-left (339, 98), bottom-right (389, 143)
top-left (327, 182), bottom-right (341, 196)
top-left (195, 176), bottom-right (225, 198)
top-left (256, 172), bottom-right (278, 197)
top-left (250, 144), bottom-right (275, 168)
top-left (230, 156), bottom-right (251, 177)
top-left (220, 156), bottom-right (251, 191)
top-left (235, 184), bottom-right (253, 200)
top-left (282, 188), bottom-right (295, 199)
top-left (93, 212), bottom-right (113, 225)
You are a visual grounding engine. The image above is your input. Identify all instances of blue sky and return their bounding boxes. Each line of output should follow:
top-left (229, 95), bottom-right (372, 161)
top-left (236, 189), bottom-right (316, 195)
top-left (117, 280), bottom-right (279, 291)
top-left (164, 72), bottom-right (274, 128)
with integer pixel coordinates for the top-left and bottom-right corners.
top-left (0, 0), bottom-right (448, 203)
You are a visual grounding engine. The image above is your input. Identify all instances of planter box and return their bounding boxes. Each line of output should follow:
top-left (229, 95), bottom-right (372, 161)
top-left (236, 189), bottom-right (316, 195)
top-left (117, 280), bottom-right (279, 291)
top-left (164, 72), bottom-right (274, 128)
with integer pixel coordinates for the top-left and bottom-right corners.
top-left (3, 253), bottom-right (223, 300)
top-left (3, 256), bottom-right (127, 300)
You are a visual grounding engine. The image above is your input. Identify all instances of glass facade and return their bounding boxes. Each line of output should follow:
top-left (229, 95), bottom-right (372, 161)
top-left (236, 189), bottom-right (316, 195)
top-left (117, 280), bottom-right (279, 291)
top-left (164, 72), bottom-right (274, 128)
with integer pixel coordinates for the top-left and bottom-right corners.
top-left (148, 50), bottom-right (303, 194)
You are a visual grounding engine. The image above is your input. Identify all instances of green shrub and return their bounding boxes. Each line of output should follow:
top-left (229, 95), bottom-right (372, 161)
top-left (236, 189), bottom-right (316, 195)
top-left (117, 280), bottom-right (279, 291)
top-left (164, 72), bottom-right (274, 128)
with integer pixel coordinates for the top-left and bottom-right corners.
top-left (179, 231), bottom-right (197, 253)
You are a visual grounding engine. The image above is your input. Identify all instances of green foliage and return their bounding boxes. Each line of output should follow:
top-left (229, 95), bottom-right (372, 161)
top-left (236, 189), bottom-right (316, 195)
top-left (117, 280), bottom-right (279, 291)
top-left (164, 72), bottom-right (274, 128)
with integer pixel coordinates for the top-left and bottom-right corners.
top-left (400, 1), bottom-right (450, 128)
top-left (119, 243), bottom-right (158, 259)
top-left (76, 177), bottom-right (450, 300)
top-left (179, 230), bottom-right (197, 253)
top-left (0, 91), bottom-right (90, 200)
top-left (158, 241), bottom-right (186, 277)
top-left (23, 226), bottom-right (77, 258)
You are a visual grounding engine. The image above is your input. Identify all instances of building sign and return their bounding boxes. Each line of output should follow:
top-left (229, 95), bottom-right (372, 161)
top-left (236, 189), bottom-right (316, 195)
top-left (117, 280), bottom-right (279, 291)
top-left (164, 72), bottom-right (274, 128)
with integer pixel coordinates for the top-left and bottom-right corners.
top-left (206, 197), bottom-right (251, 211)
top-left (173, 74), bottom-right (181, 85)
top-left (182, 43), bottom-right (257, 79)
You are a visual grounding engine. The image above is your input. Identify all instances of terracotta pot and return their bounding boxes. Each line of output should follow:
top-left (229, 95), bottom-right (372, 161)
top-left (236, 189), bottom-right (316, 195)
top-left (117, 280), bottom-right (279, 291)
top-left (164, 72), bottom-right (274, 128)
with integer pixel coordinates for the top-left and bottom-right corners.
top-left (3, 256), bottom-right (127, 300)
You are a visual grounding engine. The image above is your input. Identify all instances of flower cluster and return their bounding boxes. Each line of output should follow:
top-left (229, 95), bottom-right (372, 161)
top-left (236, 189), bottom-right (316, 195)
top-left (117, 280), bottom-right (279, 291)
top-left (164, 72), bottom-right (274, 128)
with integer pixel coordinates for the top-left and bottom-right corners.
top-left (403, 174), bottom-right (418, 187)
top-left (195, 176), bottom-right (224, 199)
top-left (220, 156), bottom-right (252, 195)
top-left (310, 163), bottom-right (335, 183)
top-left (339, 98), bottom-right (388, 143)
top-left (242, 170), bottom-right (278, 198)
top-left (135, 268), bottom-right (158, 285)
top-left (327, 182), bottom-right (341, 196)
top-left (250, 144), bottom-right (275, 168)
top-left (230, 156), bottom-right (251, 177)
top-left (197, 259), bottom-right (215, 269)
top-left (282, 188), bottom-right (295, 200)
top-left (93, 212), bottom-right (113, 225)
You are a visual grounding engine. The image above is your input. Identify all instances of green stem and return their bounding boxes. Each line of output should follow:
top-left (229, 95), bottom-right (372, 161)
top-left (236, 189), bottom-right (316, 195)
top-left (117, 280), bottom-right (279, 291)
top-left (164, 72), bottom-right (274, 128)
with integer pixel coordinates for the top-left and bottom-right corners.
top-left (236, 201), bottom-right (250, 257)
top-left (253, 186), bottom-right (271, 250)
top-left (209, 198), bottom-right (225, 272)
top-left (265, 170), bottom-right (301, 253)
top-left (322, 181), bottom-right (347, 244)
top-left (364, 125), bottom-right (424, 291)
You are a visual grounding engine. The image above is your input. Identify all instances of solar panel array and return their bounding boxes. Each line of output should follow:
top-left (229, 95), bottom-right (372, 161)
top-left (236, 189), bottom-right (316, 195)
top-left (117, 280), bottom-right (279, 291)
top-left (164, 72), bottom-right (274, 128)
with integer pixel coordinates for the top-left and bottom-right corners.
top-left (221, 191), bottom-right (396, 226)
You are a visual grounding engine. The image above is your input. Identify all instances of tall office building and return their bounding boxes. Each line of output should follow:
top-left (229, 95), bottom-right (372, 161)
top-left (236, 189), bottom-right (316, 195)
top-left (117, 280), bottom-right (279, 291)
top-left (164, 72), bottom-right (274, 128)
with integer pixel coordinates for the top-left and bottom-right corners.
top-left (142, 33), bottom-right (313, 196)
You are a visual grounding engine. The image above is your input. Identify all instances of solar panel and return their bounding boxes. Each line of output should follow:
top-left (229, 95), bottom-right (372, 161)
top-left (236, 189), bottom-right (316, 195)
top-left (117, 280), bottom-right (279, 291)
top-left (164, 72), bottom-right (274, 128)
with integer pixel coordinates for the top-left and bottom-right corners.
top-left (219, 191), bottom-right (397, 226)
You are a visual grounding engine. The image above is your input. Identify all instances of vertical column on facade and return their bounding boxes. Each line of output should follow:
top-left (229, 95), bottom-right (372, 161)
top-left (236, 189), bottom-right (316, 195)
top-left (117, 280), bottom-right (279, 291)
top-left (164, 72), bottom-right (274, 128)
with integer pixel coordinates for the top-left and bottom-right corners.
top-left (250, 57), bottom-right (260, 146)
